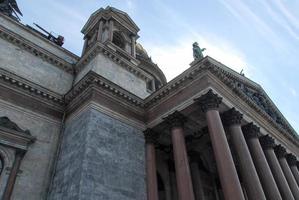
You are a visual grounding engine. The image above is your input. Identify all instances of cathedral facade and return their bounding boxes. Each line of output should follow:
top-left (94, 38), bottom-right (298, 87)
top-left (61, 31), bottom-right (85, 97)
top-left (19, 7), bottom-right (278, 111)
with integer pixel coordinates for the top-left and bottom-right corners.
top-left (0, 4), bottom-right (298, 200)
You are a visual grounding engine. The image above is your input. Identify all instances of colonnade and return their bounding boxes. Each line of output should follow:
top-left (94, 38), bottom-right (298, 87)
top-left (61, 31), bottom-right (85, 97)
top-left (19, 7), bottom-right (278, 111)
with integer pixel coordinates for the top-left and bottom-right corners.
top-left (145, 89), bottom-right (299, 200)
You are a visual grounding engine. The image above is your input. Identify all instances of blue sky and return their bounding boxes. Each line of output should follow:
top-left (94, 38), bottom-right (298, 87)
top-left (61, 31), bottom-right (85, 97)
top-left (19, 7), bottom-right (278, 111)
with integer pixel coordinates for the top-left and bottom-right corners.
top-left (18, 0), bottom-right (299, 133)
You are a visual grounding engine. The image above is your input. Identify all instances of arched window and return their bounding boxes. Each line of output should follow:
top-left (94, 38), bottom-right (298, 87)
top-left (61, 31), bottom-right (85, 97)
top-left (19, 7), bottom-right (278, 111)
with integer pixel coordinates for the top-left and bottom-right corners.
top-left (112, 31), bottom-right (125, 49)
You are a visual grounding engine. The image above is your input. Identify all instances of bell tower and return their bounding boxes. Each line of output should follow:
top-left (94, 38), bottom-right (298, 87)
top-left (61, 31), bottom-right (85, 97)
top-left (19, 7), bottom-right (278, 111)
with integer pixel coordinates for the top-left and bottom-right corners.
top-left (76, 6), bottom-right (154, 99)
top-left (81, 6), bottom-right (139, 58)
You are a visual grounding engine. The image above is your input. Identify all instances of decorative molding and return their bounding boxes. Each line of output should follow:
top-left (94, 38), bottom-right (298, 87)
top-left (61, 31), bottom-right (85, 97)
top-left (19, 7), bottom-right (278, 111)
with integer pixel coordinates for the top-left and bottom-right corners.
top-left (163, 111), bottom-right (187, 128)
top-left (260, 135), bottom-right (276, 150)
top-left (221, 108), bottom-right (243, 126)
top-left (274, 145), bottom-right (287, 158)
top-left (242, 123), bottom-right (261, 139)
top-left (194, 89), bottom-right (222, 112)
top-left (65, 71), bottom-right (144, 108)
top-left (0, 68), bottom-right (64, 106)
top-left (0, 117), bottom-right (30, 135)
top-left (0, 117), bottom-right (36, 150)
top-left (76, 41), bottom-right (153, 81)
top-left (0, 25), bottom-right (74, 74)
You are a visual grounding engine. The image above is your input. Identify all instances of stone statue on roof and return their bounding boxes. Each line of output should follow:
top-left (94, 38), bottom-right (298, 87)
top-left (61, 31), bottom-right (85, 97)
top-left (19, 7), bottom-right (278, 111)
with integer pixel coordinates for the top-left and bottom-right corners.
top-left (193, 42), bottom-right (206, 60)
top-left (0, 0), bottom-right (22, 20)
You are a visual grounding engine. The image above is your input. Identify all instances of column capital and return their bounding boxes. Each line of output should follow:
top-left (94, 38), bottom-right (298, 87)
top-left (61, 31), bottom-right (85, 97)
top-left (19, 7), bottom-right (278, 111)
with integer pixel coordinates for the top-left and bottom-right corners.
top-left (242, 123), bottom-right (261, 139)
top-left (144, 129), bottom-right (158, 144)
top-left (274, 145), bottom-right (287, 158)
top-left (221, 108), bottom-right (243, 126)
top-left (286, 154), bottom-right (297, 166)
top-left (163, 111), bottom-right (187, 128)
top-left (194, 89), bottom-right (223, 112)
top-left (260, 135), bottom-right (276, 149)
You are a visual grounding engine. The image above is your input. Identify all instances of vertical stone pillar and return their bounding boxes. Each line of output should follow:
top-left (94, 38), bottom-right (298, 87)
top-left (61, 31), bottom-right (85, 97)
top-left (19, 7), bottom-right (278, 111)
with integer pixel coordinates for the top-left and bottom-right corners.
top-left (260, 135), bottom-right (295, 200)
top-left (131, 35), bottom-right (136, 57)
top-left (164, 111), bottom-right (195, 200)
top-left (242, 123), bottom-right (282, 200)
top-left (195, 90), bottom-right (245, 200)
top-left (222, 109), bottom-right (266, 200)
top-left (274, 145), bottom-right (299, 199)
top-left (97, 20), bottom-right (104, 42)
top-left (144, 129), bottom-right (159, 200)
top-left (189, 152), bottom-right (206, 200)
top-left (108, 20), bottom-right (114, 41)
top-left (287, 154), bottom-right (299, 186)
top-left (3, 150), bottom-right (25, 200)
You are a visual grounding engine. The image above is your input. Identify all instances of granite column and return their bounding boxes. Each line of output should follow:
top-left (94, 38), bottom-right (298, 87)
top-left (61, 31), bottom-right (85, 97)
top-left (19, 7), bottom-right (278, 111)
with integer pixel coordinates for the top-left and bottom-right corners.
top-left (242, 124), bottom-right (282, 200)
top-left (195, 90), bottom-right (245, 200)
top-left (274, 145), bottom-right (299, 199)
top-left (260, 135), bottom-right (295, 200)
top-left (222, 109), bottom-right (266, 200)
top-left (287, 154), bottom-right (299, 186)
top-left (164, 112), bottom-right (195, 200)
top-left (144, 129), bottom-right (159, 200)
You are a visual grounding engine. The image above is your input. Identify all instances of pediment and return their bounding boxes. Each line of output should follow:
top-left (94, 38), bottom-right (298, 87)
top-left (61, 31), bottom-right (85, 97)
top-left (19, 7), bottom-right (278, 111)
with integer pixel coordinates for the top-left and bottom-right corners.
top-left (200, 57), bottom-right (297, 137)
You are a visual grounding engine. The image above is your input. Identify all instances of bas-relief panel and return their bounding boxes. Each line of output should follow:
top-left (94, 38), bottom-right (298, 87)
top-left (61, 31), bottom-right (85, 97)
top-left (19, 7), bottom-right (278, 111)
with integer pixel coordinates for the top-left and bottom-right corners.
top-left (0, 100), bottom-right (61, 200)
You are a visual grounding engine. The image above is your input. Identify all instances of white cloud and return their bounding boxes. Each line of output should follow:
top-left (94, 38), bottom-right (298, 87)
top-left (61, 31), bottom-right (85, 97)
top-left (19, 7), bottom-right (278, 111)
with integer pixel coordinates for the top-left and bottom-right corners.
top-left (290, 88), bottom-right (298, 97)
top-left (143, 34), bottom-right (250, 81)
top-left (218, 0), bottom-right (287, 50)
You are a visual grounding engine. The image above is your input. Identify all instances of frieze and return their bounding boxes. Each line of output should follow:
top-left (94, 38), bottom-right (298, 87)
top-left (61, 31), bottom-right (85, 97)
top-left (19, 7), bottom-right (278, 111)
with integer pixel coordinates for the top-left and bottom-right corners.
top-left (0, 25), bottom-right (74, 74)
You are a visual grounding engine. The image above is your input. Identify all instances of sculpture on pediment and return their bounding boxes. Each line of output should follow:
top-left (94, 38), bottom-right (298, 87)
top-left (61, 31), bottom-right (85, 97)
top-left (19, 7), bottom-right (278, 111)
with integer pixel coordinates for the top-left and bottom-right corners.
top-left (193, 42), bottom-right (206, 60)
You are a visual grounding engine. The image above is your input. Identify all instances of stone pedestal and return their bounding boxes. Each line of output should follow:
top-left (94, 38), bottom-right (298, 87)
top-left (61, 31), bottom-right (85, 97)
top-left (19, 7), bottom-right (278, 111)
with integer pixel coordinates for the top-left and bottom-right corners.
top-left (222, 109), bottom-right (266, 200)
top-left (242, 124), bottom-right (282, 200)
top-left (195, 90), bottom-right (245, 200)
top-left (260, 136), bottom-right (295, 200)
top-left (275, 145), bottom-right (299, 199)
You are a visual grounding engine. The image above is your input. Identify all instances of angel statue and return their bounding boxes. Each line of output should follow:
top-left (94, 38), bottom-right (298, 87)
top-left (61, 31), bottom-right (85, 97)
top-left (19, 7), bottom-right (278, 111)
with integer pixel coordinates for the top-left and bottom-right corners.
top-left (193, 42), bottom-right (206, 60)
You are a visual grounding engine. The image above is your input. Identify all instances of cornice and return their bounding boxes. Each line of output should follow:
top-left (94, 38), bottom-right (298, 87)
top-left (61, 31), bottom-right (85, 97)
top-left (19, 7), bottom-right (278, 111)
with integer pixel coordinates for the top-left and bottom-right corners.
top-left (65, 71), bottom-right (144, 108)
top-left (0, 24), bottom-right (74, 74)
top-left (76, 41), bottom-right (153, 81)
top-left (0, 68), bottom-right (64, 107)
top-left (0, 126), bottom-right (36, 150)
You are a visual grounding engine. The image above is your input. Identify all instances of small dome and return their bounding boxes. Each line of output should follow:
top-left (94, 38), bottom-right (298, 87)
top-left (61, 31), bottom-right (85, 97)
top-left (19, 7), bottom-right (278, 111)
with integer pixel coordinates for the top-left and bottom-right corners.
top-left (136, 43), bottom-right (149, 58)
top-left (135, 43), bottom-right (167, 89)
